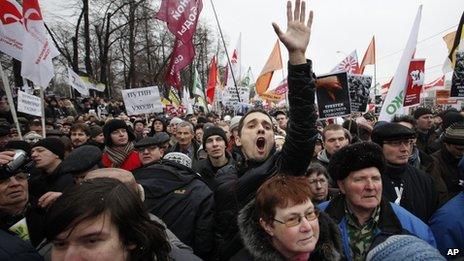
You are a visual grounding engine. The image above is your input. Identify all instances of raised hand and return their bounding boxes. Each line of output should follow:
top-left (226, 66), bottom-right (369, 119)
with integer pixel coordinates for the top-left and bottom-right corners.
top-left (272, 0), bottom-right (313, 65)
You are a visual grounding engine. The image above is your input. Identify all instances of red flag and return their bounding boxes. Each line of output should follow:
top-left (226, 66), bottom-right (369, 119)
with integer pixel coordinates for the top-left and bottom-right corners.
top-left (359, 36), bottom-right (376, 74)
top-left (403, 59), bottom-right (425, 107)
top-left (423, 75), bottom-right (445, 91)
top-left (165, 39), bottom-right (195, 88)
top-left (156, 0), bottom-right (203, 43)
top-left (206, 56), bottom-right (217, 103)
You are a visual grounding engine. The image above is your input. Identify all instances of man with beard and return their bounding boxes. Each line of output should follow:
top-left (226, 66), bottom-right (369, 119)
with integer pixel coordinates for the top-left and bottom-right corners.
top-left (213, 1), bottom-right (319, 258)
top-left (193, 126), bottom-right (233, 190)
top-left (69, 123), bottom-right (91, 148)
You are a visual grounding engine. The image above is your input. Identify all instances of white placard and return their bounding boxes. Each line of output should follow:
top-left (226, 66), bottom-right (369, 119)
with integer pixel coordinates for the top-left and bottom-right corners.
top-left (222, 85), bottom-right (250, 107)
top-left (121, 86), bottom-right (163, 116)
top-left (17, 91), bottom-right (42, 117)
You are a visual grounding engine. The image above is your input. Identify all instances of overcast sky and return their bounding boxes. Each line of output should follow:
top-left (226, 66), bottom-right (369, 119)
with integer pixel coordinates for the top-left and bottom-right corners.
top-left (41, 0), bottom-right (463, 88)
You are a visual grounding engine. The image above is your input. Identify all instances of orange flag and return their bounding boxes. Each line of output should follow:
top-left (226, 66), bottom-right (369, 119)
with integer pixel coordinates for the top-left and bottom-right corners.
top-left (255, 40), bottom-right (283, 95)
top-left (206, 56), bottom-right (217, 104)
top-left (359, 36), bottom-right (376, 74)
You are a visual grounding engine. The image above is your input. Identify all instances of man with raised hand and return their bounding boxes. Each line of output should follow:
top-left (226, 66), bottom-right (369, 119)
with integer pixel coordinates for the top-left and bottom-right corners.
top-left (214, 1), bottom-right (318, 259)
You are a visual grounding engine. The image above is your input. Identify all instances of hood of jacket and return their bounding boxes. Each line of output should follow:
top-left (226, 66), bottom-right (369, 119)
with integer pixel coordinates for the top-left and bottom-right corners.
top-left (317, 149), bottom-right (330, 164)
top-left (134, 159), bottom-right (199, 198)
top-left (237, 199), bottom-right (343, 261)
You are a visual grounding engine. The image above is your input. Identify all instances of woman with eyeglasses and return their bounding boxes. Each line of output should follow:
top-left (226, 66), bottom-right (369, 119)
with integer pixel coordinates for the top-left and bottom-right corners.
top-left (231, 175), bottom-right (343, 261)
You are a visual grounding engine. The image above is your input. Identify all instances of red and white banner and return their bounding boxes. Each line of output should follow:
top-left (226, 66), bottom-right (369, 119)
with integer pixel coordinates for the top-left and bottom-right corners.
top-left (20, 0), bottom-right (59, 88)
top-left (0, 0), bottom-right (26, 61)
top-left (423, 75), bottom-right (445, 91)
top-left (165, 39), bottom-right (195, 88)
top-left (330, 50), bottom-right (360, 74)
top-left (403, 59), bottom-right (425, 107)
top-left (156, 0), bottom-right (203, 43)
top-left (436, 90), bottom-right (457, 105)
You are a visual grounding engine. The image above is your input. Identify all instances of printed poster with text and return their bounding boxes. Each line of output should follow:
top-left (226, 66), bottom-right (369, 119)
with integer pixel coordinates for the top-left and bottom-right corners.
top-left (403, 59), bottom-right (425, 107)
top-left (316, 72), bottom-right (351, 119)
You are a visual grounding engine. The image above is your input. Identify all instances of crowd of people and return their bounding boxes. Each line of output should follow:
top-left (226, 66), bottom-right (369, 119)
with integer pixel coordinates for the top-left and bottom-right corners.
top-left (1, 1), bottom-right (462, 260)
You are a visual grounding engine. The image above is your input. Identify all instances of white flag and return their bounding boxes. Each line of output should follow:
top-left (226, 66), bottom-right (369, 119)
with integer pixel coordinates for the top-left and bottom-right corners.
top-left (379, 6), bottom-right (422, 122)
top-left (67, 68), bottom-right (90, 96)
top-left (182, 86), bottom-right (194, 115)
top-left (192, 68), bottom-right (204, 97)
top-left (330, 50), bottom-right (360, 74)
top-left (0, 0), bottom-right (26, 61)
top-left (20, 0), bottom-right (59, 88)
top-left (226, 34), bottom-right (242, 87)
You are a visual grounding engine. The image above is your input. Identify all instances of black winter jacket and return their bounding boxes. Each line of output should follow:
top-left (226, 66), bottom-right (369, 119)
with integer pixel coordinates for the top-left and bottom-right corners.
top-left (133, 160), bottom-right (214, 260)
top-left (192, 153), bottom-right (234, 191)
top-left (0, 229), bottom-right (43, 261)
top-left (213, 61), bottom-right (318, 260)
top-left (381, 163), bottom-right (439, 223)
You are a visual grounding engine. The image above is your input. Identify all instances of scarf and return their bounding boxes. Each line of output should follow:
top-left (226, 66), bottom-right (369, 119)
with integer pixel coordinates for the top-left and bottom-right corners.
top-left (104, 142), bottom-right (134, 167)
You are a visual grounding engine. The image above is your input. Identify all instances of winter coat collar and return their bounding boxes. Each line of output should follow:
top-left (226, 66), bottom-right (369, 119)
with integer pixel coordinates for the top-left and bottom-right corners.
top-left (237, 199), bottom-right (343, 261)
top-left (317, 150), bottom-right (330, 164)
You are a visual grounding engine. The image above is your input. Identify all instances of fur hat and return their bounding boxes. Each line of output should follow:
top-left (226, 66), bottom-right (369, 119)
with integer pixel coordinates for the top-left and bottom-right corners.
top-left (328, 142), bottom-right (385, 181)
top-left (102, 119), bottom-right (135, 146)
top-left (366, 235), bottom-right (445, 261)
top-left (32, 138), bottom-right (65, 159)
top-left (443, 122), bottom-right (464, 145)
top-left (371, 122), bottom-right (416, 146)
top-left (413, 107), bottom-right (433, 119)
top-left (442, 111), bottom-right (464, 131)
top-left (202, 126), bottom-right (227, 149)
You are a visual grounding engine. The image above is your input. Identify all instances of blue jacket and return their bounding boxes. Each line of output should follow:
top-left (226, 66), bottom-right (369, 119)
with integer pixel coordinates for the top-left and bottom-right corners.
top-left (429, 192), bottom-right (464, 258)
top-left (319, 195), bottom-right (436, 261)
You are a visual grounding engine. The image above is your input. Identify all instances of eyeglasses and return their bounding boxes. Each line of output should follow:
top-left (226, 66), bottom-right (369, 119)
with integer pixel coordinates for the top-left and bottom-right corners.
top-left (308, 178), bottom-right (327, 186)
top-left (0, 173), bottom-right (30, 185)
top-left (383, 139), bottom-right (414, 147)
top-left (274, 210), bottom-right (319, 227)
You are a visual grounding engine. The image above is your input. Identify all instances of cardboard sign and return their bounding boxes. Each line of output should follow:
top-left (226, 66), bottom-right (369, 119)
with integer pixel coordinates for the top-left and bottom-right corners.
top-left (436, 90), bottom-right (457, 105)
top-left (348, 74), bottom-right (372, 113)
top-left (222, 85), bottom-right (250, 107)
top-left (17, 91), bottom-right (42, 117)
top-left (121, 86), bottom-right (163, 116)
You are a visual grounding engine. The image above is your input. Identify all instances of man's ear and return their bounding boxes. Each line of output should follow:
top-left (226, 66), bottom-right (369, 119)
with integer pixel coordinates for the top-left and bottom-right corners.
top-left (235, 135), bottom-right (242, 147)
top-left (259, 218), bottom-right (274, 237)
top-left (159, 148), bottom-right (165, 157)
top-left (337, 180), bottom-right (346, 194)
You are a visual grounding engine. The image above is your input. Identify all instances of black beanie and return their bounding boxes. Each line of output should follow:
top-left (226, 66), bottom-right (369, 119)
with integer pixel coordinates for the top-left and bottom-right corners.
top-left (371, 122), bottom-right (416, 146)
top-left (4, 140), bottom-right (32, 156)
top-left (413, 107), bottom-right (433, 119)
top-left (202, 126), bottom-right (227, 149)
top-left (442, 111), bottom-right (464, 130)
top-left (103, 119), bottom-right (135, 146)
top-left (328, 142), bottom-right (385, 181)
top-left (32, 138), bottom-right (65, 159)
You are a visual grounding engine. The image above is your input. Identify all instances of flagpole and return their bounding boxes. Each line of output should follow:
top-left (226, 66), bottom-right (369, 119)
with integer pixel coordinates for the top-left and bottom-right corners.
top-left (0, 62), bottom-right (22, 139)
top-left (39, 88), bottom-right (46, 138)
top-left (209, 0), bottom-right (241, 103)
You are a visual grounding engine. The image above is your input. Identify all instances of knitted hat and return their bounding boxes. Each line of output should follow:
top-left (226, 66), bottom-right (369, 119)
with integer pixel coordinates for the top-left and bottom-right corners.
top-left (103, 119), bottom-right (135, 146)
top-left (89, 125), bottom-right (103, 138)
top-left (413, 107), bottom-right (433, 119)
top-left (442, 122), bottom-right (464, 145)
top-left (202, 126), bottom-right (228, 149)
top-left (4, 140), bottom-right (32, 156)
top-left (164, 152), bottom-right (192, 168)
top-left (372, 122), bottom-right (416, 146)
top-left (61, 145), bottom-right (102, 175)
top-left (32, 138), bottom-right (65, 159)
top-left (328, 142), bottom-right (385, 181)
top-left (366, 235), bottom-right (445, 261)
top-left (230, 116), bottom-right (242, 131)
top-left (170, 117), bottom-right (183, 125)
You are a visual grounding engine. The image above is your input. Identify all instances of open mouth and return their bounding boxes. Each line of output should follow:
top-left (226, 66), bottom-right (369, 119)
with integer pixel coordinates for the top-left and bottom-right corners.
top-left (256, 137), bottom-right (266, 152)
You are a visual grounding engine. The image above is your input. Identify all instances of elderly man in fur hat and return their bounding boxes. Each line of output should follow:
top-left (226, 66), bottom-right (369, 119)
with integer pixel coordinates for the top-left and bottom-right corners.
top-left (319, 142), bottom-right (436, 261)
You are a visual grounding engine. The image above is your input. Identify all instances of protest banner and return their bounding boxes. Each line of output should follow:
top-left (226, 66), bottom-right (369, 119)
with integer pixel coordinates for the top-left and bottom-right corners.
top-left (403, 59), bottom-right (425, 106)
top-left (121, 86), bottom-right (163, 116)
top-left (67, 68), bottom-right (90, 96)
top-left (222, 85), bottom-right (250, 107)
top-left (316, 72), bottom-right (351, 118)
top-left (450, 51), bottom-right (464, 97)
top-left (436, 90), bottom-right (458, 105)
top-left (17, 91), bottom-right (42, 117)
top-left (347, 74), bottom-right (372, 113)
